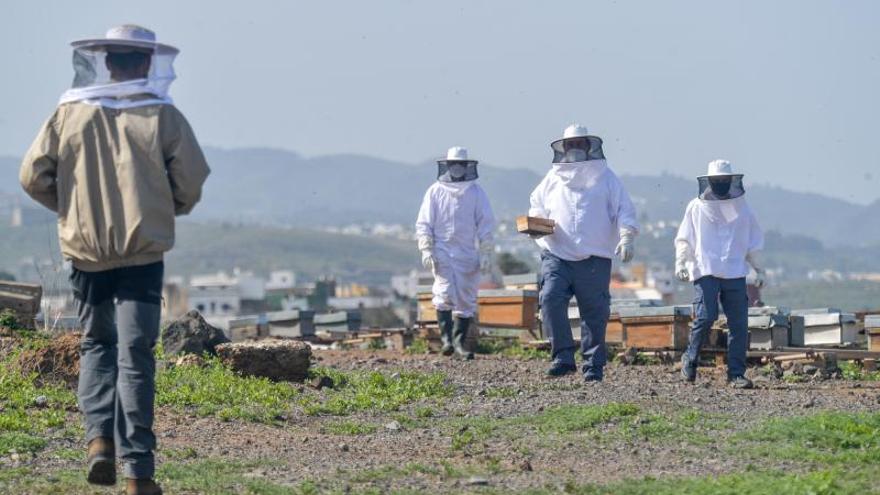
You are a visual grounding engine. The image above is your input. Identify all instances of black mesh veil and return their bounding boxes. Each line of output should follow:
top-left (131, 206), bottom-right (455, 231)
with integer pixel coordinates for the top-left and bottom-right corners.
top-left (551, 135), bottom-right (605, 163)
top-left (437, 160), bottom-right (479, 182)
top-left (698, 175), bottom-right (745, 200)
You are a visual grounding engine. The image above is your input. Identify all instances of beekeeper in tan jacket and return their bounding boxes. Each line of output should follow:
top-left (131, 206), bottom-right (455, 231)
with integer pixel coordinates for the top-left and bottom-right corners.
top-left (20, 25), bottom-right (209, 495)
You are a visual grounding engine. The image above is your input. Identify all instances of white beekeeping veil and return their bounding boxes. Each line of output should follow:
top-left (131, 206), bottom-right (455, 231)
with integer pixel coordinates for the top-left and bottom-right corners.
top-left (551, 124), bottom-right (605, 163)
top-left (59, 25), bottom-right (179, 108)
top-left (697, 160), bottom-right (746, 200)
top-left (437, 147), bottom-right (479, 183)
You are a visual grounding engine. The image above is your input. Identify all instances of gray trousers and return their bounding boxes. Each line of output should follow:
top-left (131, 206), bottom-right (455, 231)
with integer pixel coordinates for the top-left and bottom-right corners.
top-left (73, 262), bottom-right (163, 480)
top-left (540, 251), bottom-right (612, 377)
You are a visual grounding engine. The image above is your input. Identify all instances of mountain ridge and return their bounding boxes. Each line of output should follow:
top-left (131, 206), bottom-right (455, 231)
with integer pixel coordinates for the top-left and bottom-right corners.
top-left (2, 148), bottom-right (877, 246)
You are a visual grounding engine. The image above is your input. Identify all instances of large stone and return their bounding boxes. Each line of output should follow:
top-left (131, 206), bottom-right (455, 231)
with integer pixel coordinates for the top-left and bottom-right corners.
top-left (15, 332), bottom-right (81, 388)
top-left (161, 310), bottom-right (229, 357)
top-left (215, 339), bottom-right (312, 382)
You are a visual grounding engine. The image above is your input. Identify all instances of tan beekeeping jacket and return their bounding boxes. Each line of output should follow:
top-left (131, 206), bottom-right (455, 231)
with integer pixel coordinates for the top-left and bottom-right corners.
top-left (20, 97), bottom-right (210, 272)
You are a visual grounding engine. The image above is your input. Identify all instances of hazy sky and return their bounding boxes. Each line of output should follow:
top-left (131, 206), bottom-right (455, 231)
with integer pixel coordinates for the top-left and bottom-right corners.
top-left (2, 1), bottom-right (878, 203)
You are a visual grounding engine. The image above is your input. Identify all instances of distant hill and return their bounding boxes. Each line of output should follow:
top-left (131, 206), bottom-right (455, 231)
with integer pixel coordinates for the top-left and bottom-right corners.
top-left (0, 220), bottom-right (416, 286)
top-left (2, 148), bottom-right (878, 246)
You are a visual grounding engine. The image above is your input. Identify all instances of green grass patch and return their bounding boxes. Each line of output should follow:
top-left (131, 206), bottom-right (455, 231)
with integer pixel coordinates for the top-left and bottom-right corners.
top-left (485, 386), bottom-right (519, 399)
top-left (323, 419), bottom-right (378, 435)
top-left (404, 338), bottom-right (430, 355)
top-left (449, 403), bottom-right (640, 452)
top-left (617, 409), bottom-right (732, 446)
top-left (0, 353), bottom-right (77, 455)
top-left (300, 367), bottom-right (452, 416)
top-left (838, 361), bottom-right (880, 381)
top-left (155, 357), bottom-right (300, 423)
top-left (782, 373), bottom-right (807, 383)
top-left (162, 446), bottom-right (199, 460)
top-left (736, 411), bottom-right (880, 466)
top-left (414, 406), bottom-right (435, 418)
top-left (519, 467), bottom-right (879, 495)
top-left (475, 339), bottom-right (550, 360)
top-left (0, 458), bottom-right (318, 494)
top-left (50, 446), bottom-right (82, 461)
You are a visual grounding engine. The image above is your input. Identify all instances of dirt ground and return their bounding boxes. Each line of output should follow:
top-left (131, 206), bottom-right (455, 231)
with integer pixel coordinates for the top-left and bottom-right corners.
top-left (11, 348), bottom-right (880, 494)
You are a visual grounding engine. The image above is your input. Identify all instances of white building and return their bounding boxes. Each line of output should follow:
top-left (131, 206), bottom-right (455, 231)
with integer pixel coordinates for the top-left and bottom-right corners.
top-left (188, 273), bottom-right (241, 325)
top-left (266, 270), bottom-right (297, 291)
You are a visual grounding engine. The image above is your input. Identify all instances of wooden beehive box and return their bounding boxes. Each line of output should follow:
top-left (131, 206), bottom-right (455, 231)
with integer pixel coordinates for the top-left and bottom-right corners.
top-left (748, 313), bottom-right (789, 350)
top-left (416, 285), bottom-right (437, 324)
top-left (606, 314), bottom-right (624, 344)
top-left (606, 300), bottom-right (664, 345)
top-left (568, 306), bottom-right (623, 344)
top-left (477, 289), bottom-right (538, 329)
top-left (865, 315), bottom-right (880, 352)
top-left (502, 273), bottom-right (539, 291)
top-left (516, 216), bottom-right (555, 236)
top-left (0, 281), bottom-right (42, 329)
top-left (619, 306), bottom-right (692, 350)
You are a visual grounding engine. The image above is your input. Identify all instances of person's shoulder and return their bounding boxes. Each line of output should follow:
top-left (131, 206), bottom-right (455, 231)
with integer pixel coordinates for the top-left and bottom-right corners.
top-left (425, 182), bottom-right (442, 195)
top-left (157, 102), bottom-right (185, 119)
top-left (601, 164), bottom-right (622, 184)
top-left (536, 169), bottom-right (555, 187)
top-left (470, 181), bottom-right (488, 194)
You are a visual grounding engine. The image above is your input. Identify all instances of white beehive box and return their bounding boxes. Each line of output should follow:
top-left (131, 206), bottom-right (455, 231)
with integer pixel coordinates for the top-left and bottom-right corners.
top-left (748, 313), bottom-right (789, 350)
top-left (800, 312), bottom-right (858, 347)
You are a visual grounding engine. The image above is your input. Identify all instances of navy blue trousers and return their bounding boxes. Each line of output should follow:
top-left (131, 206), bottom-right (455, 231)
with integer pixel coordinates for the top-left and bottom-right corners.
top-left (540, 251), bottom-right (611, 378)
top-left (686, 276), bottom-right (749, 379)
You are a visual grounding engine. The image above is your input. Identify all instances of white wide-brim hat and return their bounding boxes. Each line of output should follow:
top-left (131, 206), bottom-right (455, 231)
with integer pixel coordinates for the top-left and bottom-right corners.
top-left (550, 123), bottom-right (603, 153)
top-left (697, 159), bottom-right (743, 179)
top-left (71, 24), bottom-right (179, 55)
top-left (437, 146), bottom-right (478, 165)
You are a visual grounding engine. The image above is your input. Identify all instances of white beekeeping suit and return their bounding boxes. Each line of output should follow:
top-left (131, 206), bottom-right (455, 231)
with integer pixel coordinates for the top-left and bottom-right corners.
top-left (415, 147), bottom-right (495, 359)
top-left (530, 123), bottom-right (638, 381)
top-left (674, 160), bottom-right (765, 284)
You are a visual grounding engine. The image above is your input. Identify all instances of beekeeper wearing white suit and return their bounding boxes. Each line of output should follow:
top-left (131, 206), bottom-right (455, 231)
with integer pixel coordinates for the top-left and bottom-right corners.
top-left (675, 159), bottom-right (765, 389)
top-left (530, 124), bottom-right (639, 381)
top-left (416, 147), bottom-right (496, 359)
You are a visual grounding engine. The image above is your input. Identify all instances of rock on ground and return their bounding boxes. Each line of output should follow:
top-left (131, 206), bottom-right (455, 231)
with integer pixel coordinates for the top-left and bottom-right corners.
top-left (161, 310), bottom-right (230, 357)
top-left (15, 332), bottom-right (81, 388)
top-left (215, 339), bottom-right (311, 382)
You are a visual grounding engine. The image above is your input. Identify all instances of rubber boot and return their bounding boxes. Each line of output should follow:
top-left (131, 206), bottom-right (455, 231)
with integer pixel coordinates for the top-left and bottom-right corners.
top-left (437, 310), bottom-right (454, 356)
top-left (453, 317), bottom-right (474, 360)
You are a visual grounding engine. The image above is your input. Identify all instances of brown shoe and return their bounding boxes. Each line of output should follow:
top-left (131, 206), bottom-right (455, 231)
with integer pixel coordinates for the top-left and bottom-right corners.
top-left (126, 478), bottom-right (163, 495)
top-left (86, 437), bottom-right (116, 485)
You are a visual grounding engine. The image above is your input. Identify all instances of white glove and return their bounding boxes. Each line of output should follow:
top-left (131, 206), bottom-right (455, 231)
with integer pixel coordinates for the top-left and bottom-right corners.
top-left (674, 238), bottom-right (692, 282)
top-left (417, 237), bottom-right (435, 272)
top-left (421, 250), bottom-right (435, 272)
top-left (615, 228), bottom-right (635, 263)
top-left (746, 251), bottom-right (765, 288)
top-left (479, 242), bottom-right (494, 274)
